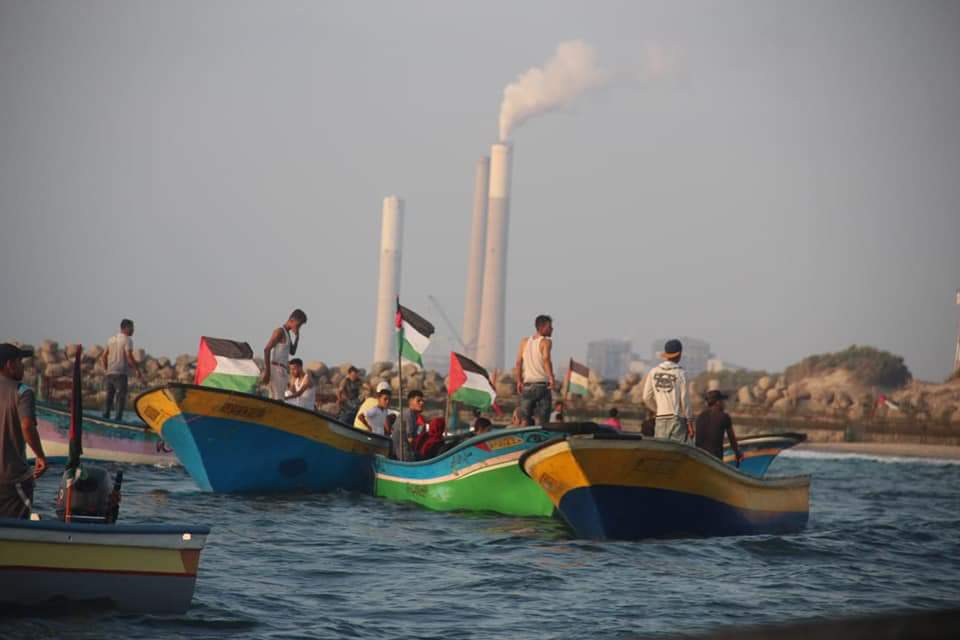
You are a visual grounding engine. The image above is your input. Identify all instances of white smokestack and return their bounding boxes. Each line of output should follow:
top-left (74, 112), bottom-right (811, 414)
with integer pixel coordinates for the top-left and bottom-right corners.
top-left (498, 40), bottom-right (609, 141)
top-left (462, 156), bottom-right (490, 358)
top-left (373, 196), bottom-right (404, 365)
top-left (476, 143), bottom-right (512, 371)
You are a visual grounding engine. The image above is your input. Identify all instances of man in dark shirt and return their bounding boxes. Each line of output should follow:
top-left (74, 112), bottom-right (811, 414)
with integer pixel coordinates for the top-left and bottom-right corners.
top-left (0, 343), bottom-right (48, 519)
top-left (695, 390), bottom-right (743, 465)
top-left (337, 366), bottom-right (363, 423)
top-left (394, 390), bottom-right (425, 461)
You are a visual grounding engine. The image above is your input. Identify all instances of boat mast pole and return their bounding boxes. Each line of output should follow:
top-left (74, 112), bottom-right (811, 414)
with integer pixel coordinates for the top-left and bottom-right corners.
top-left (396, 297), bottom-right (405, 460)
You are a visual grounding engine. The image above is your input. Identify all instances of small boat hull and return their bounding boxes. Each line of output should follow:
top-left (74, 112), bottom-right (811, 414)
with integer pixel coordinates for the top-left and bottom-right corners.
top-left (521, 435), bottom-right (810, 540)
top-left (29, 403), bottom-right (177, 466)
top-left (136, 384), bottom-right (391, 493)
top-left (723, 432), bottom-right (807, 477)
top-left (374, 428), bottom-right (556, 516)
top-left (0, 517), bottom-right (209, 613)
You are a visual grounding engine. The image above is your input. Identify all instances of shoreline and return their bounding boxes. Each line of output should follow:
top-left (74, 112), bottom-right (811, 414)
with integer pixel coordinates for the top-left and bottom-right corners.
top-left (794, 441), bottom-right (960, 460)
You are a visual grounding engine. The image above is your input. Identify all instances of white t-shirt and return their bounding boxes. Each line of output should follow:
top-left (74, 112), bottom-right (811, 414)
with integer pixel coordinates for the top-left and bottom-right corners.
top-left (106, 333), bottom-right (133, 376)
top-left (364, 405), bottom-right (390, 436)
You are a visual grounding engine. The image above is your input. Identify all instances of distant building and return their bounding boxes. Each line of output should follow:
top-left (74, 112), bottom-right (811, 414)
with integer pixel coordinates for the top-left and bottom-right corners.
top-left (587, 339), bottom-right (632, 381)
top-left (651, 337), bottom-right (713, 378)
top-left (706, 359), bottom-right (747, 374)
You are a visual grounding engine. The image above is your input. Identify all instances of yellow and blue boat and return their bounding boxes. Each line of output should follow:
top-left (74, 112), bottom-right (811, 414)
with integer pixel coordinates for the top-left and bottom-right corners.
top-left (521, 434), bottom-right (810, 540)
top-left (135, 383), bottom-right (391, 493)
top-left (0, 517), bottom-right (208, 613)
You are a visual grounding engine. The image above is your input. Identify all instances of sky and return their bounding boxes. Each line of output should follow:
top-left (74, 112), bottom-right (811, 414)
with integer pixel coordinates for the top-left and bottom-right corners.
top-left (1, 0), bottom-right (958, 381)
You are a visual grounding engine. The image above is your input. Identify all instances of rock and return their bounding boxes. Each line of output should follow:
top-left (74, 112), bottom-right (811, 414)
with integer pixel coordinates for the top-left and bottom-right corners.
top-left (175, 354), bottom-right (193, 368)
top-left (772, 397), bottom-right (790, 412)
top-left (588, 370), bottom-right (602, 385)
top-left (157, 357), bottom-right (171, 368)
top-left (757, 376), bottom-right (772, 391)
top-left (775, 376), bottom-right (787, 391)
top-left (133, 348), bottom-right (145, 363)
top-left (951, 408), bottom-right (960, 424)
top-left (496, 382), bottom-right (515, 398)
top-left (160, 367), bottom-right (176, 380)
top-left (737, 386), bottom-right (755, 405)
top-left (40, 340), bottom-right (59, 353)
top-left (765, 388), bottom-right (782, 403)
top-left (624, 372), bottom-right (641, 386)
top-left (834, 392), bottom-right (853, 409)
top-left (612, 390), bottom-right (625, 403)
top-left (707, 379), bottom-right (721, 391)
top-left (306, 361), bottom-right (328, 377)
top-left (144, 359), bottom-right (161, 375)
top-left (370, 362), bottom-right (394, 376)
top-left (401, 363), bottom-right (419, 377)
top-left (85, 345), bottom-right (105, 361)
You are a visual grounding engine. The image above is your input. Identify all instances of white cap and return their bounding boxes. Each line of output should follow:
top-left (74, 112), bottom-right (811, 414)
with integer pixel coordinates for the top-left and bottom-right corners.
top-left (376, 381), bottom-right (391, 393)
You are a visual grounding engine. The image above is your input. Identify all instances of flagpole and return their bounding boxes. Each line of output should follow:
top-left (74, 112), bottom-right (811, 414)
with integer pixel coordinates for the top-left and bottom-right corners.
top-left (564, 358), bottom-right (572, 422)
top-left (395, 297), bottom-right (405, 460)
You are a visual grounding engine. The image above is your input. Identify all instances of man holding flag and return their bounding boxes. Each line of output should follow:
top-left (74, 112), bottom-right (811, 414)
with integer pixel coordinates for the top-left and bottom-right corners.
top-left (394, 301), bottom-right (435, 460)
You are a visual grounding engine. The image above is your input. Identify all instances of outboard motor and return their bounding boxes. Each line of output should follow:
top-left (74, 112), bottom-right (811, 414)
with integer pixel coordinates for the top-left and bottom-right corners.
top-left (55, 465), bottom-right (123, 524)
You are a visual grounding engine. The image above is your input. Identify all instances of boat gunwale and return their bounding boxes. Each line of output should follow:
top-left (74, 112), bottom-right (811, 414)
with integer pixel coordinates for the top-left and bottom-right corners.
top-left (374, 426), bottom-right (549, 470)
top-left (521, 435), bottom-right (811, 489)
top-left (36, 402), bottom-right (151, 434)
top-left (134, 383), bottom-right (392, 449)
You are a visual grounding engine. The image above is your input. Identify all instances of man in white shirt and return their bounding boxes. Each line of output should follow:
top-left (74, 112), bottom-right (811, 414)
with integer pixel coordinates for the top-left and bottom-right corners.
top-left (100, 319), bottom-right (144, 421)
top-left (284, 359), bottom-right (315, 410)
top-left (642, 339), bottom-right (693, 442)
top-left (358, 388), bottom-right (392, 436)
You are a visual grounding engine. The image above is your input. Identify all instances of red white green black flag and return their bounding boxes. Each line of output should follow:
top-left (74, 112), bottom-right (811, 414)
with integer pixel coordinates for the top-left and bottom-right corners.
top-left (448, 352), bottom-right (497, 410)
top-left (395, 304), bottom-right (435, 369)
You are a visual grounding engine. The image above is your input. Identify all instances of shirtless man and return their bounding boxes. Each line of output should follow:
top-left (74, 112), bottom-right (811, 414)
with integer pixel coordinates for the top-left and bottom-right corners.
top-left (261, 309), bottom-right (307, 400)
top-left (514, 315), bottom-right (556, 427)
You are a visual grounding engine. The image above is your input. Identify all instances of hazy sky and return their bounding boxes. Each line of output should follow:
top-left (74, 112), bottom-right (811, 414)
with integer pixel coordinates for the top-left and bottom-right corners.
top-left (2, 1), bottom-right (958, 381)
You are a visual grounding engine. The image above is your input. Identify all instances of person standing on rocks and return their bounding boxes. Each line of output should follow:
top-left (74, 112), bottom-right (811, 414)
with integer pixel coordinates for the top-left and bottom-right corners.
top-left (514, 314), bottom-right (556, 426)
top-left (261, 309), bottom-right (307, 401)
top-left (337, 366), bottom-right (363, 423)
top-left (0, 343), bottom-right (47, 519)
top-left (100, 319), bottom-right (144, 421)
top-left (695, 390), bottom-right (743, 464)
top-left (642, 339), bottom-right (693, 442)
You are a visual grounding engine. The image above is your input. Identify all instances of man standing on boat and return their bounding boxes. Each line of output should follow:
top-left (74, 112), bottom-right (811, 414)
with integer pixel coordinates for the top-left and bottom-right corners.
top-left (261, 309), bottom-right (307, 401)
top-left (0, 343), bottom-right (47, 519)
top-left (100, 319), bottom-right (144, 421)
top-left (696, 390), bottom-right (743, 463)
top-left (514, 315), bottom-right (556, 426)
top-left (642, 339), bottom-right (693, 442)
top-left (395, 390), bottom-right (425, 461)
top-left (337, 366), bottom-right (363, 423)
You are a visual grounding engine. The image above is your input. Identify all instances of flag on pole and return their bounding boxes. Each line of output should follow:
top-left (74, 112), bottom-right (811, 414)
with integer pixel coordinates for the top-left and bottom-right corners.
top-left (67, 346), bottom-right (83, 472)
top-left (396, 304), bottom-right (435, 369)
top-left (195, 337), bottom-right (260, 393)
top-left (448, 352), bottom-right (497, 410)
top-left (567, 359), bottom-right (590, 397)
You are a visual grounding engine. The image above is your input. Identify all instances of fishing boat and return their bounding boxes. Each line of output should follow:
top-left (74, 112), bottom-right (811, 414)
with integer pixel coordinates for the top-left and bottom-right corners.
top-left (1, 346), bottom-right (210, 614)
top-left (374, 427), bottom-right (556, 516)
top-left (28, 402), bottom-right (177, 466)
top-left (0, 517), bottom-right (209, 613)
top-left (521, 433), bottom-right (810, 540)
top-left (135, 383), bottom-right (392, 493)
top-left (723, 432), bottom-right (807, 477)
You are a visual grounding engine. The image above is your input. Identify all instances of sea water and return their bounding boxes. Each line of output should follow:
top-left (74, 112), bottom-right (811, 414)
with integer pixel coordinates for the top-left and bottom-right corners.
top-left (4, 452), bottom-right (959, 639)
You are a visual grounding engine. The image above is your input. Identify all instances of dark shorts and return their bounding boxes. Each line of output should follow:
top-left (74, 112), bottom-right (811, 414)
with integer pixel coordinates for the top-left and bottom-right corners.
top-left (0, 479), bottom-right (34, 519)
top-left (519, 382), bottom-right (552, 426)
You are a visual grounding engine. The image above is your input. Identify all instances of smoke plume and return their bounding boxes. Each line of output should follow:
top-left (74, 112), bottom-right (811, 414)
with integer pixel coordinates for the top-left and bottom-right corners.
top-left (498, 40), bottom-right (610, 142)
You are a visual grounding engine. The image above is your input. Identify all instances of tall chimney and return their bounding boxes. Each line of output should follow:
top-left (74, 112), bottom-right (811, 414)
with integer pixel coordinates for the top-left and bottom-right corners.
top-left (476, 143), bottom-right (512, 371)
top-left (373, 196), bottom-right (404, 365)
top-left (954, 289), bottom-right (960, 374)
top-left (462, 156), bottom-right (490, 358)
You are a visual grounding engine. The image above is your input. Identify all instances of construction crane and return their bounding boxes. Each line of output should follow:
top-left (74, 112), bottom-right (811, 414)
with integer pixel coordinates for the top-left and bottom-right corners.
top-left (427, 295), bottom-right (468, 354)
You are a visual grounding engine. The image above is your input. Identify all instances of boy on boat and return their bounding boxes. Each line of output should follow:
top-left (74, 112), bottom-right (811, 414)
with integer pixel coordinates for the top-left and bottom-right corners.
top-left (337, 366), bottom-right (363, 423)
top-left (358, 387), bottom-right (392, 436)
top-left (261, 309), bottom-right (307, 401)
top-left (0, 343), bottom-right (47, 519)
top-left (514, 314), bottom-right (556, 426)
top-left (284, 358), bottom-right (315, 410)
top-left (395, 390), bottom-right (425, 461)
top-left (695, 390), bottom-right (743, 464)
top-left (101, 318), bottom-right (145, 420)
top-left (642, 339), bottom-right (693, 442)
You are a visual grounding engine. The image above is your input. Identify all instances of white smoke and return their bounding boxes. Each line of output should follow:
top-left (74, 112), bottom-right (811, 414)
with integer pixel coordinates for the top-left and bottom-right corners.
top-left (498, 40), bottom-right (610, 142)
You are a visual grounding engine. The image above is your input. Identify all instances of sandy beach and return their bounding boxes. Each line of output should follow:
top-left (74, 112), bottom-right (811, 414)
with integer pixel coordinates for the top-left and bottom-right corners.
top-left (796, 442), bottom-right (960, 460)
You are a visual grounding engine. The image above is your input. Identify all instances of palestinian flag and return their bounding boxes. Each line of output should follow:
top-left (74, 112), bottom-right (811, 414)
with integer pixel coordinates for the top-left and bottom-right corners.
top-left (396, 303), bottom-right (434, 369)
top-left (567, 359), bottom-right (589, 397)
top-left (448, 352), bottom-right (496, 410)
top-left (195, 337), bottom-right (260, 393)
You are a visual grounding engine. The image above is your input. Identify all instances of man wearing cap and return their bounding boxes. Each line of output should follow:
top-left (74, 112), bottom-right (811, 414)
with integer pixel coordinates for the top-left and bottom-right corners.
top-left (0, 343), bottom-right (48, 518)
top-left (696, 390), bottom-right (743, 464)
top-left (642, 339), bottom-right (693, 442)
top-left (353, 380), bottom-right (392, 430)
